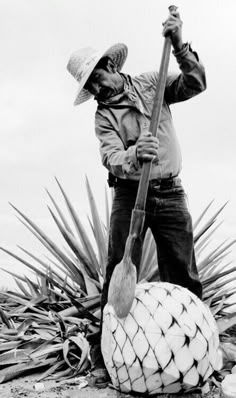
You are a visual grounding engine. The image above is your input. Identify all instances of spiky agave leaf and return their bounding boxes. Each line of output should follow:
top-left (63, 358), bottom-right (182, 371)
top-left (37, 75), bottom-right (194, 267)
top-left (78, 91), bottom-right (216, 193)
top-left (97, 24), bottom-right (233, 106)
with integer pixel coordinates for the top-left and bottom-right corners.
top-left (85, 176), bottom-right (107, 277)
top-left (0, 248), bottom-right (79, 300)
top-left (0, 178), bottom-right (110, 323)
top-left (194, 201), bottom-right (228, 243)
top-left (193, 199), bottom-right (215, 230)
top-left (5, 214), bottom-right (88, 296)
top-left (54, 177), bottom-right (101, 277)
top-left (10, 204), bottom-right (77, 271)
top-left (139, 228), bottom-right (158, 282)
top-left (17, 245), bottom-right (81, 293)
top-left (194, 220), bottom-right (223, 255)
top-left (47, 206), bottom-right (100, 294)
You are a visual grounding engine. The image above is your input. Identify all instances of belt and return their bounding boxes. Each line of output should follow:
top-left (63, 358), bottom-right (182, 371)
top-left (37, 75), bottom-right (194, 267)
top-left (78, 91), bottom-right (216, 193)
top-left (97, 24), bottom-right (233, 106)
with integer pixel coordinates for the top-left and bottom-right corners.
top-left (109, 176), bottom-right (181, 190)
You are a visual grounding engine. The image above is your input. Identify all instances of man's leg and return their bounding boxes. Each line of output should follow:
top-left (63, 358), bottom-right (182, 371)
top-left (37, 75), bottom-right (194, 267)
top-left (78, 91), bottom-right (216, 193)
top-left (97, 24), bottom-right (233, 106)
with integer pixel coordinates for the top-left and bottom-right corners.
top-left (147, 185), bottom-right (202, 299)
top-left (101, 186), bottom-right (145, 310)
top-left (88, 186), bottom-right (146, 386)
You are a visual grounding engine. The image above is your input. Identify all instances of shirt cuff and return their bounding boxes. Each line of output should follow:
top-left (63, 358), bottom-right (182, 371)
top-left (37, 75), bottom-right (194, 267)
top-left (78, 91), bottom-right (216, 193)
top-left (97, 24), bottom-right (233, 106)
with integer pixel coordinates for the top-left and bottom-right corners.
top-left (172, 42), bottom-right (189, 58)
top-left (122, 145), bottom-right (139, 175)
top-left (173, 43), bottom-right (200, 62)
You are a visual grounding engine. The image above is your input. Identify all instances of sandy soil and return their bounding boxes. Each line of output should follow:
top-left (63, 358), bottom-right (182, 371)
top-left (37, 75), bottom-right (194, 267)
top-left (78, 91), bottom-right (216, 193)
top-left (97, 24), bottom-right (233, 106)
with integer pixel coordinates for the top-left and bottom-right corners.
top-left (0, 374), bottom-right (220, 398)
top-left (0, 375), bottom-right (122, 398)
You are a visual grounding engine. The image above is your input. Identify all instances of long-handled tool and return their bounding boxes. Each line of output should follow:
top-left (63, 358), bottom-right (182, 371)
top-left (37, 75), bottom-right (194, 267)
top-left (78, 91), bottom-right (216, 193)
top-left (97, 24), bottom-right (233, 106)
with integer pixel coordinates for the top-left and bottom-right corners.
top-left (108, 6), bottom-right (177, 318)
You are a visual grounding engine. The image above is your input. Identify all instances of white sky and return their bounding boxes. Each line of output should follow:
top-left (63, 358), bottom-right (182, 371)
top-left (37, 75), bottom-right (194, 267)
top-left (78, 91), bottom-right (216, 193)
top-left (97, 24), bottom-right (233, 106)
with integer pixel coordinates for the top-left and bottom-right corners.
top-left (0, 0), bottom-right (236, 289)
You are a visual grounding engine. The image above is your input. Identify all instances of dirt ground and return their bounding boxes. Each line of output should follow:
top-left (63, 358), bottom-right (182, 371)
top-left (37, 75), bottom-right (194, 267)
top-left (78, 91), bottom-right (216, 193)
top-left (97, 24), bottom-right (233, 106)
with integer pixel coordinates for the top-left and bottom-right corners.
top-left (0, 375), bottom-right (120, 398)
top-left (0, 374), bottom-right (221, 398)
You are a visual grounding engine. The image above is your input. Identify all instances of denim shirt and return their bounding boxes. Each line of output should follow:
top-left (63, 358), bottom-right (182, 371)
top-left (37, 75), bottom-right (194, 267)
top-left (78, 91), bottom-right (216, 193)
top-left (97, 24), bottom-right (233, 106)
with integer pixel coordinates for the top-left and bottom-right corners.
top-left (95, 44), bottom-right (206, 181)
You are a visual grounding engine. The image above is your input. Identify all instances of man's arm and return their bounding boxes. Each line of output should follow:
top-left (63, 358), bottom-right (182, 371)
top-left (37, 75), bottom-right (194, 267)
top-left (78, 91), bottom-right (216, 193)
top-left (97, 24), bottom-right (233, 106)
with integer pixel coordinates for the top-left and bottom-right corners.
top-left (162, 9), bottom-right (206, 103)
top-left (95, 113), bottom-right (138, 178)
top-left (165, 45), bottom-right (206, 104)
top-left (95, 113), bottom-right (159, 178)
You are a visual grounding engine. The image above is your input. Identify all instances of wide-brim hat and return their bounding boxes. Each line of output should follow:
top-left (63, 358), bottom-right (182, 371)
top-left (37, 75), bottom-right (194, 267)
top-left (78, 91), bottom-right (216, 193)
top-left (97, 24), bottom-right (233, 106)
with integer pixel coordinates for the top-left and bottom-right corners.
top-left (67, 43), bottom-right (128, 105)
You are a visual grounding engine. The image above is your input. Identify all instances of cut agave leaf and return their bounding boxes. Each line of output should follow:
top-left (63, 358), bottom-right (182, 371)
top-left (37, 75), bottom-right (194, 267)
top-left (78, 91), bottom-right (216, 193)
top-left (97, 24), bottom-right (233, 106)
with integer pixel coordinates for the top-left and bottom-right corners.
top-left (216, 313), bottom-right (236, 334)
top-left (0, 349), bottom-right (29, 365)
top-left (0, 358), bottom-right (54, 383)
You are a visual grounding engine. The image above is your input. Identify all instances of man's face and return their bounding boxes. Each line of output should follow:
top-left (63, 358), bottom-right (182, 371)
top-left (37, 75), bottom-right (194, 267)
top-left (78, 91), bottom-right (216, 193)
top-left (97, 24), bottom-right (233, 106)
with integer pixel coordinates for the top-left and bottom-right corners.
top-left (84, 67), bottom-right (121, 101)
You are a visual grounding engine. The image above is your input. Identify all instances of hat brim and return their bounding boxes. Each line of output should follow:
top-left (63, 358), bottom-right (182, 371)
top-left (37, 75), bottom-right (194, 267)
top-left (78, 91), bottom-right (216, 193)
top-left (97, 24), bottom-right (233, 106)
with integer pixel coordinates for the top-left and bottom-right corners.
top-left (74, 43), bottom-right (128, 106)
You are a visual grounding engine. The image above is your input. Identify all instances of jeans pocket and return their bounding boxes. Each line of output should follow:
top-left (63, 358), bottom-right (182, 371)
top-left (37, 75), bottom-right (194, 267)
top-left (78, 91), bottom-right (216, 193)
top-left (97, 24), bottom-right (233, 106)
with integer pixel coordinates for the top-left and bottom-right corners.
top-left (163, 187), bottom-right (189, 213)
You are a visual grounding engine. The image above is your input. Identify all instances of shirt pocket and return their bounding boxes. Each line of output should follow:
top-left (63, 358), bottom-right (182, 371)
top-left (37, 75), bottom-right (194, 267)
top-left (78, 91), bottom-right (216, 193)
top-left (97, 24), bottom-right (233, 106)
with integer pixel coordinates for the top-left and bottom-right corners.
top-left (142, 84), bottom-right (156, 104)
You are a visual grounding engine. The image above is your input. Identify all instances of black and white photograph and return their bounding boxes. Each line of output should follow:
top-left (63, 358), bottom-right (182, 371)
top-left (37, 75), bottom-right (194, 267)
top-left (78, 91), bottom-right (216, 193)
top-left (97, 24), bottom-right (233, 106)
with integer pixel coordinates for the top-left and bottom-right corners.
top-left (0, 1), bottom-right (236, 397)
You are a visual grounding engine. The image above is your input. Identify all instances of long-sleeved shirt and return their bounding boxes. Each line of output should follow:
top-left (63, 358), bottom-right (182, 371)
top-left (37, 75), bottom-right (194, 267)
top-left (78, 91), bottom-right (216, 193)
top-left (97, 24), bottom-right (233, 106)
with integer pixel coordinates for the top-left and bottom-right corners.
top-left (95, 43), bottom-right (206, 181)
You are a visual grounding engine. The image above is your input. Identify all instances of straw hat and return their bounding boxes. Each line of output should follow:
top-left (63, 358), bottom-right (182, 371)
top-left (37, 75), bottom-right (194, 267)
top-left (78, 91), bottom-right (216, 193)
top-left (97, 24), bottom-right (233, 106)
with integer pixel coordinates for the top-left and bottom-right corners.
top-left (67, 43), bottom-right (128, 105)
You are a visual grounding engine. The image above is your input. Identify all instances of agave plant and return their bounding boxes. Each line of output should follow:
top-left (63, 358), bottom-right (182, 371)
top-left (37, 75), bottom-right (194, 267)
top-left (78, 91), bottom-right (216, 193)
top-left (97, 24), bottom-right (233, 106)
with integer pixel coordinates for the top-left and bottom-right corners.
top-left (0, 177), bottom-right (235, 384)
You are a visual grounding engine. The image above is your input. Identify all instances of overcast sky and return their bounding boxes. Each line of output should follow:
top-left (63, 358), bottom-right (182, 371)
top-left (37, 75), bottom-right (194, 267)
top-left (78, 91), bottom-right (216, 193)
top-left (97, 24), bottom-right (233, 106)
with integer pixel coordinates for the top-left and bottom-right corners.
top-left (0, 0), bottom-right (236, 289)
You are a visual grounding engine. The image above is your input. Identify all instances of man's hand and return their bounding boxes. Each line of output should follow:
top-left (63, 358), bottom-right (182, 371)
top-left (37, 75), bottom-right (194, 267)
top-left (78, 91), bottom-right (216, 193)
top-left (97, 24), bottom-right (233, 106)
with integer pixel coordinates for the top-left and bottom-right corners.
top-left (136, 131), bottom-right (159, 162)
top-left (162, 9), bottom-right (183, 52)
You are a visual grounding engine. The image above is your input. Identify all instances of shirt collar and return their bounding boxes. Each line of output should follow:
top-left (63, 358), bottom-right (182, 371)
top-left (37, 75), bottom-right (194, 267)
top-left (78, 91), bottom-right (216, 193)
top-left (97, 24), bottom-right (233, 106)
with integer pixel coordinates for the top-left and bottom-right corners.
top-left (96, 73), bottom-right (138, 107)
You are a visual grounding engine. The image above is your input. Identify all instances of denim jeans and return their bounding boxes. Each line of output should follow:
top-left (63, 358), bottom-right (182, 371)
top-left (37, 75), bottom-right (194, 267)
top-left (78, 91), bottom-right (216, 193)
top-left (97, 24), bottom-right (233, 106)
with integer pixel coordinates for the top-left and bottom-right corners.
top-left (89, 179), bottom-right (202, 368)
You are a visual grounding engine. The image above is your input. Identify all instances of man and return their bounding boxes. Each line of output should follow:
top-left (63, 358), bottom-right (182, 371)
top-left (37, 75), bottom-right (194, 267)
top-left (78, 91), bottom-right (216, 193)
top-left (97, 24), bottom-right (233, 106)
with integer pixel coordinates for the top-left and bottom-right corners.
top-left (67, 9), bottom-right (206, 388)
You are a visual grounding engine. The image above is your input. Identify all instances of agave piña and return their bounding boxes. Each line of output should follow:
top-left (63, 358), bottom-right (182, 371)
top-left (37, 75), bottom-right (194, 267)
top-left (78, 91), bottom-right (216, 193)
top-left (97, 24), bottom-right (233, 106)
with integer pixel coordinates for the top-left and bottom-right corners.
top-left (102, 282), bottom-right (221, 394)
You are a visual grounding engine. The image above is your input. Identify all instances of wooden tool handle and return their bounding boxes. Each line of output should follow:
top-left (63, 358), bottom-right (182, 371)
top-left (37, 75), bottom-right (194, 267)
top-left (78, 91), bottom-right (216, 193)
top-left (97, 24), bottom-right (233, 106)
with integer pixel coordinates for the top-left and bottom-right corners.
top-left (134, 5), bottom-right (177, 213)
top-left (150, 5), bottom-right (177, 137)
